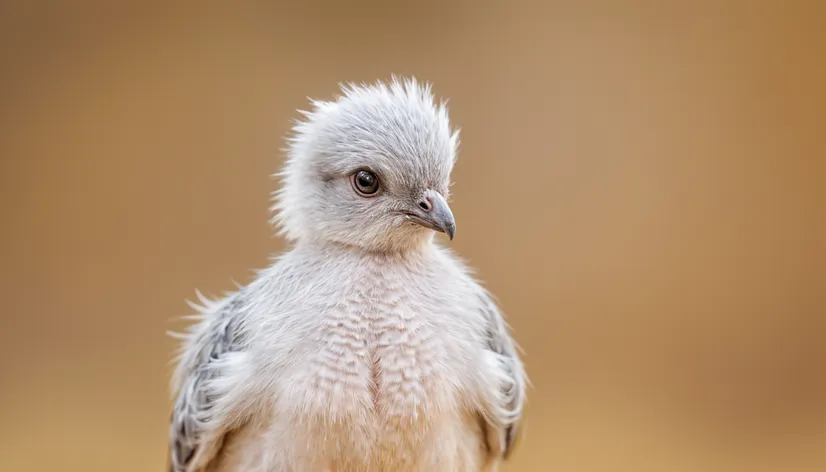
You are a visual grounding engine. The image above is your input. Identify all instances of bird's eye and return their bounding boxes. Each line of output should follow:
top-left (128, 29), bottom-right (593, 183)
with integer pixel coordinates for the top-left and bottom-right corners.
top-left (351, 170), bottom-right (380, 196)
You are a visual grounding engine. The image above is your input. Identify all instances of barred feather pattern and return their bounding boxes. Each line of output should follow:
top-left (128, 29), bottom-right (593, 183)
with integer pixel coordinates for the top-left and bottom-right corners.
top-left (477, 292), bottom-right (527, 460)
top-left (169, 292), bottom-right (249, 472)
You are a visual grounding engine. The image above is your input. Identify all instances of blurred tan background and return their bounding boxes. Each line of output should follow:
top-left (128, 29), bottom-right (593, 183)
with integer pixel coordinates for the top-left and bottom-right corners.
top-left (1, 1), bottom-right (824, 471)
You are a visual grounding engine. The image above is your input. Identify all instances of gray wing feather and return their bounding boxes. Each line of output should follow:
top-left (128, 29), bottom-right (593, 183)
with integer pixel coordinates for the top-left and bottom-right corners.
top-left (169, 294), bottom-right (247, 472)
top-left (478, 292), bottom-right (527, 459)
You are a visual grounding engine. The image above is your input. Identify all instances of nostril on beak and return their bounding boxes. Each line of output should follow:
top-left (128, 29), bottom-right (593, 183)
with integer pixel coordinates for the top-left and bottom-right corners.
top-left (418, 198), bottom-right (433, 212)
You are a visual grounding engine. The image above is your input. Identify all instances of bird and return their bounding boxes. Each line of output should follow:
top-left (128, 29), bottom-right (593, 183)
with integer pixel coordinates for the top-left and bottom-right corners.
top-left (168, 77), bottom-right (526, 472)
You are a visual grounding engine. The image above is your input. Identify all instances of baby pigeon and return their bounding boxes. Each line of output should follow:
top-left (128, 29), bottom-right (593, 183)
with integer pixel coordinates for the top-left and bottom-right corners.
top-left (169, 77), bottom-right (526, 472)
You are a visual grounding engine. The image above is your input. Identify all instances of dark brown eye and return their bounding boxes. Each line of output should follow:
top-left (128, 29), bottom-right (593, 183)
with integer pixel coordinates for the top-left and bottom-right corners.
top-left (351, 170), bottom-right (380, 196)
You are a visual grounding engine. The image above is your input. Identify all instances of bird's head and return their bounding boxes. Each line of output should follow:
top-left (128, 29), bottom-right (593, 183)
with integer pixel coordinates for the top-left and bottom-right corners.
top-left (273, 77), bottom-right (460, 253)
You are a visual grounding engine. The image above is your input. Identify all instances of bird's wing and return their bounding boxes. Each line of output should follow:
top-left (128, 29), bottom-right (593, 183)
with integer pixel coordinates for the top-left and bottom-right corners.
top-left (169, 293), bottom-right (252, 472)
top-left (476, 291), bottom-right (527, 460)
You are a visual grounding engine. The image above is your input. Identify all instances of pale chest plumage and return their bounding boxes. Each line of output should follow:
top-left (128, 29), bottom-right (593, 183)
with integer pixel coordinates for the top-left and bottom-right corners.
top-left (226, 247), bottom-right (491, 471)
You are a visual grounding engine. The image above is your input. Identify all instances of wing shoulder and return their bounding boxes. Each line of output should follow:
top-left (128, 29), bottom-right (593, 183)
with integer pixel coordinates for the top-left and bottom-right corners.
top-left (475, 289), bottom-right (527, 460)
top-left (169, 292), bottom-right (253, 472)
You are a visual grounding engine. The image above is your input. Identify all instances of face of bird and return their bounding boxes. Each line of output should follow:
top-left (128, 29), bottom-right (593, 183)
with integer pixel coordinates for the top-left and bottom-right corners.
top-left (275, 78), bottom-right (460, 253)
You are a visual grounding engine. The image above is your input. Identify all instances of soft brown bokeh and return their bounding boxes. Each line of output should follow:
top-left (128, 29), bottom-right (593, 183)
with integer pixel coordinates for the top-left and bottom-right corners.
top-left (1, 1), bottom-right (824, 471)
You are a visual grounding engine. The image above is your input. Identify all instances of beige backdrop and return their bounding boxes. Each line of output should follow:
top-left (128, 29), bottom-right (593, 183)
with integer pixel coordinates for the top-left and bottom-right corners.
top-left (1, 1), bottom-right (824, 471)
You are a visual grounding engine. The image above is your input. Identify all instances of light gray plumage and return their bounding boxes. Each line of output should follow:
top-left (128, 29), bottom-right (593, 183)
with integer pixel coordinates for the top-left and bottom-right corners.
top-left (169, 77), bottom-right (526, 472)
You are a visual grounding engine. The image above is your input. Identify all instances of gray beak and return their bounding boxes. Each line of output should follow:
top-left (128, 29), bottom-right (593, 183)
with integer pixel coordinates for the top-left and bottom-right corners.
top-left (404, 191), bottom-right (456, 240)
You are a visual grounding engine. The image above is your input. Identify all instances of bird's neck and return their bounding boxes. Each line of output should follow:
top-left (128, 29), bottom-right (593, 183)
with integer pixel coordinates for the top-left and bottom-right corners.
top-left (295, 235), bottom-right (438, 262)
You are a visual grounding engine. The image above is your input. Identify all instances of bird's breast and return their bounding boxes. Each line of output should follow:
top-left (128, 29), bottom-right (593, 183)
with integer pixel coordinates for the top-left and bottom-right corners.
top-left (265, 259), bottom-right (485, 469)
top-left (303, 299), bottom-right (458, 424)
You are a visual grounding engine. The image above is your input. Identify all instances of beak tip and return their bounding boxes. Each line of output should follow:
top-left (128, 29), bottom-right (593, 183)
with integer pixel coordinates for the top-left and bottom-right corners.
top-left (446, 225), bottom-right (456, 241)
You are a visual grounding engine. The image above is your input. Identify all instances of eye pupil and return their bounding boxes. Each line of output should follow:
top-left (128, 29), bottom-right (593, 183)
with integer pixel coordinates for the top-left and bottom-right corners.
top-left (357, 172), bottom-right (373, 187)
top-left (353, 170), bottom-right (380, 195)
